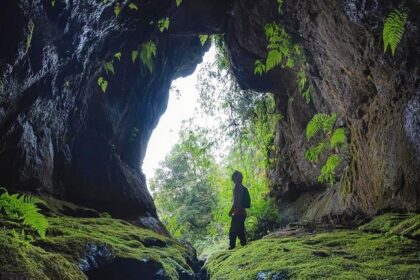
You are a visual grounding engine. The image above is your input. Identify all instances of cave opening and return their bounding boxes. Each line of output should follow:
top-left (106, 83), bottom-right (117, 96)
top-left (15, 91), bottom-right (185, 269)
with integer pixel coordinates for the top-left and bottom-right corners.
top-left (142, 39), bottom-right (280, 257)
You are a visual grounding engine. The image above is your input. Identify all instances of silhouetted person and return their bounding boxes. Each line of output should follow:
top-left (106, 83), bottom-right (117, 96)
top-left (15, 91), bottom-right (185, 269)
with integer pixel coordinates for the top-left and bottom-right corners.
top-left (228, 170), bottom-right (250, 249)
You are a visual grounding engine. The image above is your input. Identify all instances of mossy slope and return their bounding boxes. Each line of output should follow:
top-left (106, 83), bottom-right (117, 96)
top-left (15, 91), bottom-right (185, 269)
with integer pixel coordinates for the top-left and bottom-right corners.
top-left (206, 214), bottom-right (420, 280)
top-left (0, 216), bottom-right (196, 279)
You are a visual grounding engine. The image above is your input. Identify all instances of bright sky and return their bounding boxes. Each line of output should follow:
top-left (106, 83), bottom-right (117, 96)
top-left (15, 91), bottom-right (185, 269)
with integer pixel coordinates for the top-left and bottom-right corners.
top-left (142, 46), bottom-right (216, 181)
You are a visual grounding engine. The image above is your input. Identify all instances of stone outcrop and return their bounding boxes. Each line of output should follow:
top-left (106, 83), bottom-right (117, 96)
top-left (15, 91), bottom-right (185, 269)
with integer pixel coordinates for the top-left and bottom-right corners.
top-left (0, 0), bottom-right (419, 229)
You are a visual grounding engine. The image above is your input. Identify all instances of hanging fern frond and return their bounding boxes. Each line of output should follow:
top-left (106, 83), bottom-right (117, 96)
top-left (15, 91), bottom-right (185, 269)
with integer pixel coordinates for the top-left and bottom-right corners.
top-left (305, 140), bottom-right (329, 162)
top-left (330, 128), bottom-right (348, 148)
top-left (0, 188), bottom-right (48, 238)
top-left (383, 9), bottom-right (408, 56)
top-left (140, 41), bottom-right (157, 73)
top-left (306, 113), bottom-right (337, 141)
top-left (318, 154), bottom-right (341, 184)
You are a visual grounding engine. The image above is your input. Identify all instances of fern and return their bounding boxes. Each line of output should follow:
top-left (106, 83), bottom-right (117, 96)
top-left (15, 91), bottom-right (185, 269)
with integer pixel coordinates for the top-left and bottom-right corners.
top-left (0, 188), bottom-right (48, 238)
top-left (383, 10), bottom-right (407, 56)
top-left (25, 20), bottom-right (35, 54)
top-left (318, 154), bottom-right (341, 184)
top-left (128, 2), bottom-right (138, 11)
top-left (140, 41), bottom-right (157, 73)
top-left (305, 140), bottom-right (329, 162)
top-left (157, 17), bottom-right (170, 32)
top-left (104, 61), bottom-right (115, 75)
top-left (131, 50), bottom-right (139, 63)
top-left (306, 113), bottom-right (336, 140)
top-left (199, 34), bottom-right (209, 46)
top-left (254, 59), bottom-right (266, 75)
top-left (330, 128), bottom-right (347, 148)
top-left (114, 52), bottom-right (122, 61)
top-left (97, 76), bottom-right (108, 93)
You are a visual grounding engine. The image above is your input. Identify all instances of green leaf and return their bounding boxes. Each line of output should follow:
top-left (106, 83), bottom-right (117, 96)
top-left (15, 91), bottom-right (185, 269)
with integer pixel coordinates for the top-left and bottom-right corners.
top-left (131, 50), bottom-right (139, 63)
top-left (305, 140), bottom-right (329, 162)
top-left (114, 52), bottom-right (122, 61)
top-left (157, 17), bottom-right (170, 32)
top-left (51, 0), bottom-right (56, 7)
top-left (176, 0), bottom-right (182, 7)
top-left (104, 62), bottom-right (115, 75)
top-left (254, 59), bottom-right (266, 75)
top-left (383, 10), bottom-right (407, 56)
top-left (128, 2), bottom-right (138, 10)
top-left (318, 154), bottom-right (341, 184)
top-left (306, 113), bottom-right (336, 141)
top-left (330, 128), bottom-right (347, 148)
top-left (265, 49), bottom-right (282, 71)
top-left (97, 76), bottom-right (108, 93)
top-left (140, 41), bottom-right (157, 73)
top-left (199, 34), bottom-right (209, 46)
top-left (114, 3), bottom-right (122, 17)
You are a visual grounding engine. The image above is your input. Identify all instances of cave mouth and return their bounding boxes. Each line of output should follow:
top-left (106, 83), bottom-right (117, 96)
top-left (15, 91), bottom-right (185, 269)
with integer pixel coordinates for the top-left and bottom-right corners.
top-left (142, 38), bottom-right (279, 257)
top-left (142, 45), bottom-right (220, 183)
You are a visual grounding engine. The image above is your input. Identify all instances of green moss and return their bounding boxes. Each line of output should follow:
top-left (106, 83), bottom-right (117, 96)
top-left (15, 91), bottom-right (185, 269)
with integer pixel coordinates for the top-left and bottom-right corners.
top-left (206, 229), bottom-right (420, 279)
top-left (359, 213), bottom-right (420, 240)
top-left (0, 216), bottom-right (195, 279)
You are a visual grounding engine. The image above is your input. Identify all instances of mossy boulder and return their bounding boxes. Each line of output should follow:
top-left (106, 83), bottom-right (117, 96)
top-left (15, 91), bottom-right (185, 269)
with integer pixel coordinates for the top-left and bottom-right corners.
top-left (0, 216), bottom-right (198, 279)
top-left (205, 214), bottom-right (420, 280)
top-left (359, 213), bottom-right (420, 240)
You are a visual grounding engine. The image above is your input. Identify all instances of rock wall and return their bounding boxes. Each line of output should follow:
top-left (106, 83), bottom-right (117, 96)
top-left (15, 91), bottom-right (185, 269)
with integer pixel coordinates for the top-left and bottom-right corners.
top-left (0, 0), bottom-right (419, 229)
top-left (0, 0), bottom-right (226, 231)
top-left (224, 0), bottom-right (420, 223)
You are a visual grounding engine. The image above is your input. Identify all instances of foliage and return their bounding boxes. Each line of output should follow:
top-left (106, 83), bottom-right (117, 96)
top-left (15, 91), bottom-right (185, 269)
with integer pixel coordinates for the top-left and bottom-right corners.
top-left (104, 61), bottom-right (115, 75)
top-left (152, 42), bottom-right (282, 255)
top-left (383, 9), bottom-right (407, 56)
top-left (25, 19), bottom-right (34, 53)
top-left (199, 34), bottom-right (209, 46)
top-left (131, 50), bottom-right (139, 63)
top-left (0, 188), bottom-right (48, 238)
top-left (114, 52), bottom-right (122, 61)
top-left (306, 113), bottom-right (336, 141)
top-left (255, 22), bottom-right (312, 103)
top-left (318, 154), bottom-right (341, 184)
top-left (158, 17), bottom-right (170, 32)
top-left (276, 0), bottom-right (283, 14)
top-left (176, 0), bottom-right (183, 7)
top-left (128, 2), bottom-right (138, 11)
top-left (114, 3), bottom-right (122, 17)
top-left (150, 130), bottom-right (218, 247)
top-left (304, 140), bottom-right (329, 162)
top-left (305, 113), bottom-right (347, 184)
top-left (206, 225), bottom-right (420, 280)
top-left (330, 128), bottom-right (347, 148)
top-left (140, 41), bottom-right (157, 73)
top-left (97, 76), bottom-right (108, 93)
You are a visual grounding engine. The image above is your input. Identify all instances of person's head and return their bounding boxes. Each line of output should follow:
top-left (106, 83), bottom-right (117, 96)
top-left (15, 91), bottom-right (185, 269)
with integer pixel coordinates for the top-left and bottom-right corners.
top-left (232, 170), bottom-right (243, 184)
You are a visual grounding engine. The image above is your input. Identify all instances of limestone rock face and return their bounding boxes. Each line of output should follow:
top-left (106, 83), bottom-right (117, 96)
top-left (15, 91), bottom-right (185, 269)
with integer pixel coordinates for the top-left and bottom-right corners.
top-left (0, 0), bottom-right (225, 231)
top-left (0, 0), bottom-right (419, 228)
top-left (225, 0), bottom-right (420, 222)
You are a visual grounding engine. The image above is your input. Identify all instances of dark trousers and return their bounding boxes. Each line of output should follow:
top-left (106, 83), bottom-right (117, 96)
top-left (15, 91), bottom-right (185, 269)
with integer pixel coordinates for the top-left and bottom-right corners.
top-left (229, 215), bottom-right (247, 249)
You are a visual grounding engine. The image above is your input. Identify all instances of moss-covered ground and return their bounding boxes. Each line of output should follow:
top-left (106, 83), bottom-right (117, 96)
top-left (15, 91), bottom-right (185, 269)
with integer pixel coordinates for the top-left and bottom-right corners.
top-left (0, 216), bottom-right (195, 280)
top-left (206, 213), bottom-right (420, 280)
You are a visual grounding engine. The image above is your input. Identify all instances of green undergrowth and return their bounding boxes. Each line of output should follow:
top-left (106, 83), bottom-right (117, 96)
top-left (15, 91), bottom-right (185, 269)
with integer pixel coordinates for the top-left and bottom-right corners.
top-left (206, 215), bottom-right (420, 280)
top-left (359, 213), bottom-right (420, 240)
top-left (0, 216), bottom-right (194, 280)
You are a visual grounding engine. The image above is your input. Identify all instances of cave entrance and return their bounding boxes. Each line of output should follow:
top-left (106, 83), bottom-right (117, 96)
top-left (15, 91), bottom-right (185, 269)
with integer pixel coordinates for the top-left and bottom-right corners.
top-left (142, 39), bottom-right (279, 257)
